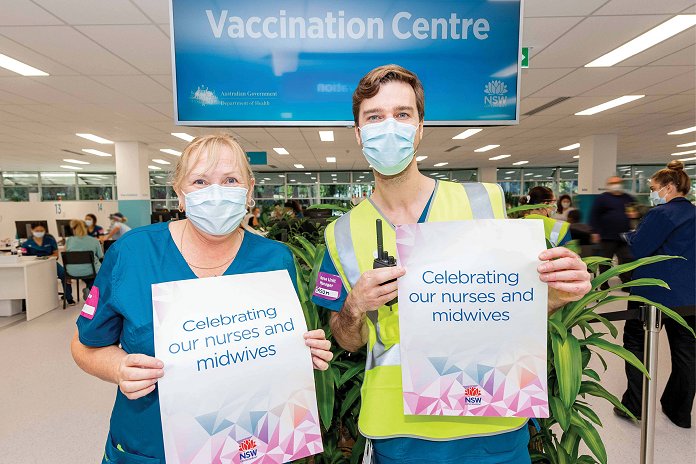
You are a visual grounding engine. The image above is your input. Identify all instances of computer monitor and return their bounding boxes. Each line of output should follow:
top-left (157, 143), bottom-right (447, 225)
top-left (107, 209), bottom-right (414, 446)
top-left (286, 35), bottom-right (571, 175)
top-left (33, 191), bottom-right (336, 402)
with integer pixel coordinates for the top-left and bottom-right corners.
top-left (56, 219), bottom-right (75, 238)
top-left (15, 220), bottom-right (49, 239)
top-left (151, 211), bottom-right (171, 224)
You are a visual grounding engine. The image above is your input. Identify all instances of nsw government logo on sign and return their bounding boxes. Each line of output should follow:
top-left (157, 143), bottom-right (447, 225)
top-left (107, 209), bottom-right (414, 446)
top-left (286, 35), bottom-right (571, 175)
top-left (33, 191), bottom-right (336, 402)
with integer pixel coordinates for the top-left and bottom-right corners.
top-left (484, 80), bottom-right (508, 108)
top-left (464, 385), bottom-right (483, 405)
top-left (239, 437), bottom-right (258, 461)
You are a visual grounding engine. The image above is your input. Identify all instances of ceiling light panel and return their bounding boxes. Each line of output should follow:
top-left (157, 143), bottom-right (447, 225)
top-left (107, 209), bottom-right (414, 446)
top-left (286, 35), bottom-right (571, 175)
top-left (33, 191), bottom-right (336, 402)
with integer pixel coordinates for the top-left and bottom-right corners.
top-left (0, 53), bottom-right (49, 76)
top-left (76, 133), bottom-right (113, 144)
top-left (319, 131), bottom-right (334, 142)
top-left (452, 129), bottom-right (482, 140)
top-left (575, 95), bottom-right (645, 116)
top-left (474, 144), bottom-right (500, 152)
top-left (171, 132), bottom-right (195, 142)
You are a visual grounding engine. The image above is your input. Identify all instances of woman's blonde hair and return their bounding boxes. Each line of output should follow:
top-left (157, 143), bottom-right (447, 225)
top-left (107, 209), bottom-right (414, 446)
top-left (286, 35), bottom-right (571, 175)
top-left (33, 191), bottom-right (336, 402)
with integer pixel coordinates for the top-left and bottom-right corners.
top-left (173, 134), bottom-right (254, 195)
top-left (70, 219), bottom-right (87, 237)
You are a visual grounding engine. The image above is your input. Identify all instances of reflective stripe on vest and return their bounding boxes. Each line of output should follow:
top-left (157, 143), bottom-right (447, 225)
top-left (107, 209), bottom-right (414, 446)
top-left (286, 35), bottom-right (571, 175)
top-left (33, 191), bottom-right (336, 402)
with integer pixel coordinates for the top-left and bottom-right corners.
top-left (324, 180), bottom-right (526, 440)
top-left (549, 220), bottom-right (564, 247)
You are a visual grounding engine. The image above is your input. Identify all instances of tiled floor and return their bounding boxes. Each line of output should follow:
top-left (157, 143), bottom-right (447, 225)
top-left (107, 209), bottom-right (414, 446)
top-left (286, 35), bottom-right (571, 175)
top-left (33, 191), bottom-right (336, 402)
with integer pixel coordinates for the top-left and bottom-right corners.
top-left (0, 300), bottom-right (693, 464)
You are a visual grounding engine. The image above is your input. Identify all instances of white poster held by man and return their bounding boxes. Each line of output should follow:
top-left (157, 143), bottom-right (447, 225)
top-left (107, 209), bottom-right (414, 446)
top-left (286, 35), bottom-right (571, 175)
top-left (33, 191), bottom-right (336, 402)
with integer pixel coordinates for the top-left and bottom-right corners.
top-left (153, 270), bottom-right (323, 463)
top-left (395, 220), bottom-right (549, 418)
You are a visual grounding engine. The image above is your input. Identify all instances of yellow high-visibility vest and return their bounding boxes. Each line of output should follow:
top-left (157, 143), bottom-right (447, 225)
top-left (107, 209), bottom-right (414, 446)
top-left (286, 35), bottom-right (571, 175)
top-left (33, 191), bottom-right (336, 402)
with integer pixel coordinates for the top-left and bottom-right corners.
top-left (325, 180), bottom-right (527, 440)
top-left (525, 214), bottom-right (570, 248)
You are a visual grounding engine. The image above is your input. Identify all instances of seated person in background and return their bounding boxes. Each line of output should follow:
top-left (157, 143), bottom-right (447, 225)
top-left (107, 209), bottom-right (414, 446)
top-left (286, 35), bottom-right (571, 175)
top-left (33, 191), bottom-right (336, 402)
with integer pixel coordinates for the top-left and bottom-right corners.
top-left (552, 194), bottom-right (576, 221)
top-left (65, 219), bottom-right (103, 301)
top-left (247, 206), bottom-right (260, 228)
top-left (84, 213), bottom-right (104, 238)
top-left (21, 222), bottom-right (74, 305)
top-left (102, 212), bottom-right (132, 242)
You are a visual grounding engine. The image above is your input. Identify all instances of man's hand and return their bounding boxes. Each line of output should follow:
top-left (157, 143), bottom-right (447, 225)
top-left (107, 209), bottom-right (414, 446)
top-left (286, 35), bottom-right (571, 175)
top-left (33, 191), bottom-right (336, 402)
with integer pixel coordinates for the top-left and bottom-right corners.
top-left (344, 266), bottom-right (406, 316)
top-left (538, 247), bottom-right (592, 313)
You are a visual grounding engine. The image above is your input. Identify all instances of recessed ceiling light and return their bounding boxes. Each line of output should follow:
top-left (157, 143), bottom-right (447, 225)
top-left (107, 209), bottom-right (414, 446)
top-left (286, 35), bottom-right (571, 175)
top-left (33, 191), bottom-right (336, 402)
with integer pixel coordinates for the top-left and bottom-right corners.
top-left (319, 131), bottom-right (334, 142)
top-left (686, 166), bottom-right (695, 170)
top-left (0, 53), bottom-right (49, 76)
top-left (635, 170), bottom-right (644, 173)
top-left (475, 144), bottom-right (500, 152)
top-left (525, 173), bottom-right (535, 176)
top-left (160, 148), bottom-right (182, 156)
top-left (416, 155), bottom-right (428, 162)
top-left (489, 154), bottom-right (511, 161)
top-left (60, 165), bottom-right (82, 170)
top-left (326, 156), bottom-right (336, 163)
top-left (668, 126), bottom-right (696, 135)
top-left (76, 133), bottom-right (113, 144)
top-left (559, 143), bottom-right (580, 151)
top-left (152, 159), bottom-right (171, 165)
top-left (562, 169), bottom-right (574, 173)
top-left (434, 162), bottom-right (449, 167)
top-left (148, 165), bottom-right (161, 170)
top-left (311, 177), bottom-right (316, 180)
top-left (290, 179), bottom-right (296, 182)
top-left (513, 161), bottom-right (529, 166)
top-left (504, 177), bottom-right (511, 180)
top-left (679, 156), bottom-right (696, 161)
top-left (452, 129), bottom-right (482, 140)
top-left (62, 158), bottom-right (90, 165)
top-left (293, 164), bottom-right (304, 169)
top-left (264, 177), bottom-right (271, 180)
top-left (575, 95), bottom-right (645, 116)
top-left (573, 155), bottom-right (580, 159)
top-left (171, 132), bottom-right (195, 142)
top-left (677, 142), bottom-right (696, 147)
top-left (278, 174), bottom-right (285, 178)
top-left (274, 148), bottom-right (289, 155)
top-left (305, 172), bottom-right (312, 175)
top-left (586, 15), bottom-right (696, 67)
top-left (82, 148), bottom-right (112, 157)
top-left (331, 173), bottom-right (337, 176)
top-left (431, 172), bottom-right (439, 176)
top-left (505, 171), bottom-right (515, 174)
top-left (672, 149), bottom-right (696, 156)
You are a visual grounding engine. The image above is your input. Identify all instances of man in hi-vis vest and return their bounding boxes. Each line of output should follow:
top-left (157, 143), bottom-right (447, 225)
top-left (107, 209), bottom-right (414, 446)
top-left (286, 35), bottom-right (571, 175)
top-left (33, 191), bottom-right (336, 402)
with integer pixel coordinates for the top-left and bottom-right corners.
top-left (311, 65), bottom-right (592, 464)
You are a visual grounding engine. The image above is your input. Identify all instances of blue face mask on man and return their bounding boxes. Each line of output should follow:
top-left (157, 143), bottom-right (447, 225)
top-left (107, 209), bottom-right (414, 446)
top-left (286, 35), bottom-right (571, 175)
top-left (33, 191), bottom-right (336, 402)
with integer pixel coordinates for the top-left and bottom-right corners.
top-left (359, 118), bottom-right (418, 176)
top-left (184, 184), bottom-right (249, 236)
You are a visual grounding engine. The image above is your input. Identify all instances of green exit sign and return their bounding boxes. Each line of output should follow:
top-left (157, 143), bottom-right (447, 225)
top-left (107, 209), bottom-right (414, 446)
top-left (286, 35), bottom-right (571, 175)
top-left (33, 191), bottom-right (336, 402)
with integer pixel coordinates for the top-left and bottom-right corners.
top-left (521, 47), bottom-right (529, 68)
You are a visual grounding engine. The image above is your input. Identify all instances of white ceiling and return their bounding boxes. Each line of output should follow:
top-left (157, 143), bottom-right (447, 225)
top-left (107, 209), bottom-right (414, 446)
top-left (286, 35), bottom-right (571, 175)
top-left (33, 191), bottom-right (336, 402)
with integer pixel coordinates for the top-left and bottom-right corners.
top-left (0, 0), bottom-right (694, 173)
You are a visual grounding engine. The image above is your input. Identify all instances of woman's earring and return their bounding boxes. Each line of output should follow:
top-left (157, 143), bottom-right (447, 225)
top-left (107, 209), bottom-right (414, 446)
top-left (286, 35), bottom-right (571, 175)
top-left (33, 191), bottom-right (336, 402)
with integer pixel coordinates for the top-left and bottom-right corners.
top-left (178, 204), bottom-right (184, 213)
top-left (248, 198), bottom-right (256, 208)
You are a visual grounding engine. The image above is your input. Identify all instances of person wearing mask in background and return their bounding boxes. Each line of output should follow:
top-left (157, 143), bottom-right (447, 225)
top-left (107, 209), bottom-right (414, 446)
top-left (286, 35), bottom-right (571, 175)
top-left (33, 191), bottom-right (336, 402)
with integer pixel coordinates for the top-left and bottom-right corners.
top-left (21, 223), bottom-right (74, 305)
top-left (552, 194), bottom-right (575, 221)
top-left (248, 206), bottom-right (261, 228)
top-left (85, 213), bottom-right (104, 238)
top-left (102, 212), bottom-right (131, 242)
top-left (522, 186), bottom-right (572, 248)
top-left (589, 176), bottom-right (637, 287)
top-left (618, 160), bottom-right (696, 428)
top-left (312, 64), bottom-right (591, 464)
top-left (70, 134), bottom-right (333, 463)
top-left (65, 219), bottom-right (103, 301)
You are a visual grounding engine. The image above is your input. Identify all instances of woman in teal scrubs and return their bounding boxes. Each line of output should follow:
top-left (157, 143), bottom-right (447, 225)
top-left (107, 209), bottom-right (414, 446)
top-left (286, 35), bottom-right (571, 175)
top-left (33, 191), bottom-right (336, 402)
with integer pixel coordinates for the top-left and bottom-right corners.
top-left (71, 134), bottom-right (333, 463)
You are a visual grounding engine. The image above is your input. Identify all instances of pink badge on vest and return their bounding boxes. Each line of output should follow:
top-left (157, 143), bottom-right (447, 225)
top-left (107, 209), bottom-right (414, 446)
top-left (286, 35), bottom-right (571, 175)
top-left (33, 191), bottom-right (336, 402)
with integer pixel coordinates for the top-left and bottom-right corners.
top-left (80, 286), bottom-right (100, 320)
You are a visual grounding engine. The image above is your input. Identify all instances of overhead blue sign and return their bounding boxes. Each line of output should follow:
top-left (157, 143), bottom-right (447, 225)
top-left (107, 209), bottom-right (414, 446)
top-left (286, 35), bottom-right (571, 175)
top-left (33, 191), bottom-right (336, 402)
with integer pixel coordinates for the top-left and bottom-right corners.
top-left (170, 0), bottom-right (522, 126)
top-left (246, 151), bottom-right (267, 165)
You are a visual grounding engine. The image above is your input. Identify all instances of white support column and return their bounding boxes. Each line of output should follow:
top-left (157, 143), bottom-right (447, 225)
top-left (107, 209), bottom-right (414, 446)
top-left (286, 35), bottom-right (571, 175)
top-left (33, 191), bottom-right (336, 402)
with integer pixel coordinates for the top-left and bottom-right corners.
top-left (115, 141), bottom-right (151, 228)
top-left (478, 166), bottom-right (498, 184)
top-left (578, 134), bottom-right (617, 194)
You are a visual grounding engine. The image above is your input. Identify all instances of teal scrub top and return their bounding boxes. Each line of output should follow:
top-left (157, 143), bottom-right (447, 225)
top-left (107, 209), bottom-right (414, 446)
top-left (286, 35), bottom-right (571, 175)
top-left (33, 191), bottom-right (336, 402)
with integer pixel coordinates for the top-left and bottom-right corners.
top-left (76, 222), bottom-right (298, 463)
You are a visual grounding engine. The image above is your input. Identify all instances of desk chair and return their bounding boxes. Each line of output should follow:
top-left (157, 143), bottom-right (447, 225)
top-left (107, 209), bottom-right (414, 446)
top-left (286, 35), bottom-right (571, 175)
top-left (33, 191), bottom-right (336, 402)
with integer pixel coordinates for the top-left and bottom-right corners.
top-left (61, 251), bottom-right (97, 309)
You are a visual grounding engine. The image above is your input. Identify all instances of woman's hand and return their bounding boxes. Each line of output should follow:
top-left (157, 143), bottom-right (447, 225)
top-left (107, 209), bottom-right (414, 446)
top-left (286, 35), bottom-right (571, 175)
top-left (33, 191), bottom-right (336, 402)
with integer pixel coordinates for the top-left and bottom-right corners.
top-left (304, 329), bottom-right (333, 371)
top-left (538, 247), bottom-right (592, 313)
top-left (115, 353), bottom-right (164, 400)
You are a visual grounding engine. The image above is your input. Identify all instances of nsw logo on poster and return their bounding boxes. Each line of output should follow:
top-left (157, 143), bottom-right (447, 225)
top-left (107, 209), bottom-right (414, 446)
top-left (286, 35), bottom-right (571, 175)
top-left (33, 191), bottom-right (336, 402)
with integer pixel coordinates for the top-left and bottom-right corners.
top-left (464, 385), bottom-right (483, 405)
top-left (484, 80), bottom-right (508, 108)
top-left (239, 438), bottom-right (258, 461)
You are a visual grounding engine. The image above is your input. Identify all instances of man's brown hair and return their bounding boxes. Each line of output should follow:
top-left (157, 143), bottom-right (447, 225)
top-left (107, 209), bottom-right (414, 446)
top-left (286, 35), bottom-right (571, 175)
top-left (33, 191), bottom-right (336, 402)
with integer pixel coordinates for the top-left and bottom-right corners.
top-left (352, 64), bottom-right (425, 126)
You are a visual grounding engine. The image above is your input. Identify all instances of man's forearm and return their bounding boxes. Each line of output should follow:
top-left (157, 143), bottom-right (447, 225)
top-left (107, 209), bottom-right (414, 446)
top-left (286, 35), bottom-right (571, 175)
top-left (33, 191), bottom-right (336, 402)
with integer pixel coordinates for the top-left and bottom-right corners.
top-left (330, 294), bottom-right (368, 352)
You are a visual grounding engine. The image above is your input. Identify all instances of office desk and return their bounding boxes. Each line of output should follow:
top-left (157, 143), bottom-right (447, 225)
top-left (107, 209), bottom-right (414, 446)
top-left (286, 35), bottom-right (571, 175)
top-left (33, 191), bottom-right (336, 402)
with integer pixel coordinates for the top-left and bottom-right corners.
top-left (0, 257), bottom-right (59, 321)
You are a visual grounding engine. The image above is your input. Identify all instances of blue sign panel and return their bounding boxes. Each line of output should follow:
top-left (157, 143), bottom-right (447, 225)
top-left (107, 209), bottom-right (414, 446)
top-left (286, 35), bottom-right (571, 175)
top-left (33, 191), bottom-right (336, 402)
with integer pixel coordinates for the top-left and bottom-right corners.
top-left (246, 151), bottom-right (268, 165)
top-left (170, 0), bottom-right (522, 126)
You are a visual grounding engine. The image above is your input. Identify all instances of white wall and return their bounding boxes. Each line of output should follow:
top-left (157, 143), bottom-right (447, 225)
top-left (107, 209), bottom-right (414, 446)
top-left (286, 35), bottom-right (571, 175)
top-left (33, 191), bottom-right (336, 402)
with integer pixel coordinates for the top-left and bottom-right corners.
top-left (0, 200), bottom-right (118, 240)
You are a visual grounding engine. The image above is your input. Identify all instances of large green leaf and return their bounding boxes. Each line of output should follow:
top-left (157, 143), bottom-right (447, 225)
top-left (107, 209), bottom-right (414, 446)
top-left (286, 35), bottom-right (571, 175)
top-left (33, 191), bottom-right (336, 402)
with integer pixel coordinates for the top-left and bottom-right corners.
top-left (549, 396), bottom-right (570, 431)
top-left (560, 429), bottom-right (580, 457)
top-left (506, 203), bottom-right (549, 215)
top-left (590, 255), bottom-right (679, 290)
top-left (350, 435), bottom-right (366, 464)
top-left (337, 363), bottom-right (365, 387)
top-left (577, 313), bottom-right (618, 338)
top-left (573, 402), bottom-right (602, 427)
top-left (548, 318), bottom-right (568, 341)
top-left (294, 234), bottom-right (317, 260)
top-left (571, 410), bottom-right (607, 464)
top-left (340, 383), bottom-right (362, 418)
top-left (314, 367), bottom-right (334, 430)
top-left (582, 368), bottom-right (600, 382)
top-left (580, 336), bottom-right (649, 377)
top-left (287, 242), bottom-right (312, 269)
top-left (579, 381), bottom-right (637, 421)
top-left (551, 333), bottom-right (583, 409)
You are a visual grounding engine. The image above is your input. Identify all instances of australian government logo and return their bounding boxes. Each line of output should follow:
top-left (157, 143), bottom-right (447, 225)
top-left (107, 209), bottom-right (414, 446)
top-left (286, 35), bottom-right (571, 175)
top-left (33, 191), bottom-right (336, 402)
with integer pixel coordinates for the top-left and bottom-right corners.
top-left (239, 437), bottom-right (258, 461)
top-left (484, 80), bottom-right (508, 108)
top-left (464, 385), bottom-right (483, 405)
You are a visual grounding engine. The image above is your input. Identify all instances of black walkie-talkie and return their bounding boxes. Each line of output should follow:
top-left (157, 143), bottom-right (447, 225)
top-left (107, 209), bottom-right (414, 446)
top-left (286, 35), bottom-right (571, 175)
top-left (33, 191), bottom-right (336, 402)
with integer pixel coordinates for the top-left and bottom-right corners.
top-left (373, 219), bottom-right (398, 307)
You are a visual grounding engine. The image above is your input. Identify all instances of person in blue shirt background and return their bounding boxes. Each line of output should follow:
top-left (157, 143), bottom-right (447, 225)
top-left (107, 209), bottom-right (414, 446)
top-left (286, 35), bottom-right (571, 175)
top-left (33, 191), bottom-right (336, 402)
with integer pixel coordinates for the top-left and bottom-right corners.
top-left (21, 222), bottom-right (75, 305)
top-left (70, 134), bottom-right (334, 463)
top-left (619, 160), bottom-right (696, 428)
top-left (85, 213), bottom-right (105, 238)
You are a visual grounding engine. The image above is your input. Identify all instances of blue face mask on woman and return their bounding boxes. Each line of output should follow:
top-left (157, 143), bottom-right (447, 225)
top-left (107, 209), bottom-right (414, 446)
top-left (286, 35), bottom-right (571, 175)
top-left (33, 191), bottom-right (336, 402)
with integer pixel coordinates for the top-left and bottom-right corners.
top-left (184, 184), bottom-right (249, 236)
top-left (649, 186), bottom-right (666, 206)
top-left (359, 118), bottom-right (417, 176)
